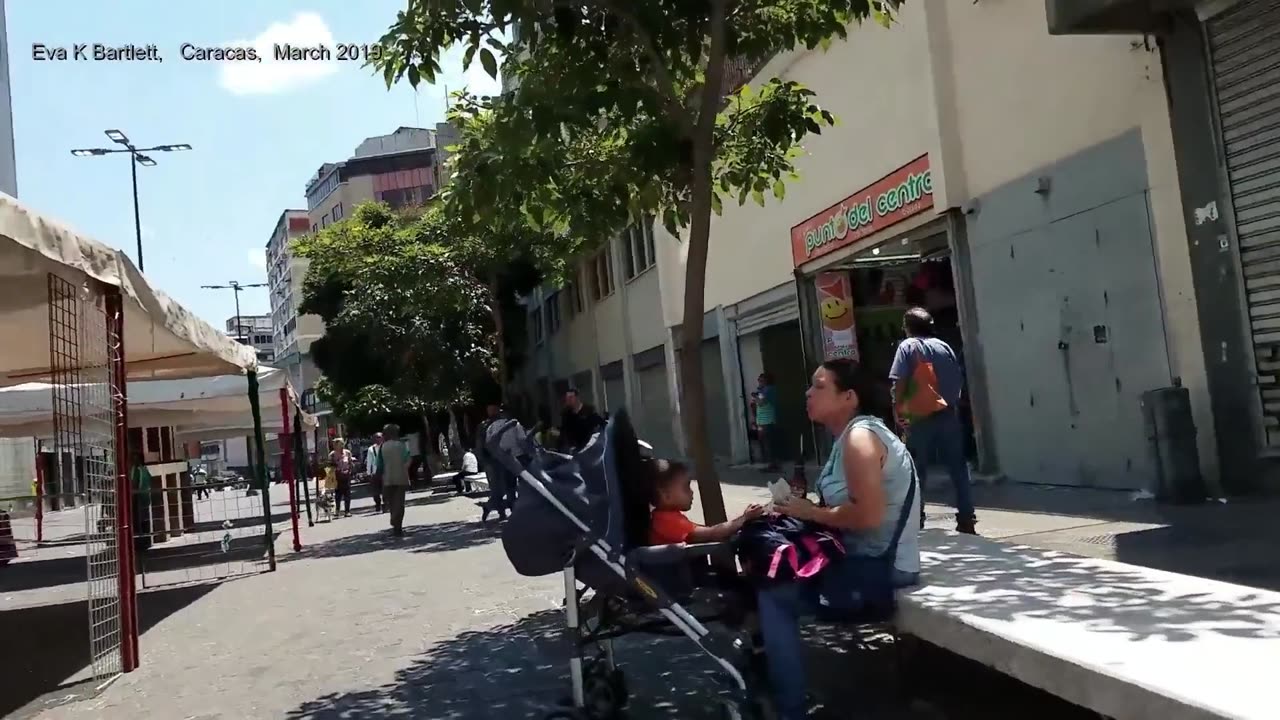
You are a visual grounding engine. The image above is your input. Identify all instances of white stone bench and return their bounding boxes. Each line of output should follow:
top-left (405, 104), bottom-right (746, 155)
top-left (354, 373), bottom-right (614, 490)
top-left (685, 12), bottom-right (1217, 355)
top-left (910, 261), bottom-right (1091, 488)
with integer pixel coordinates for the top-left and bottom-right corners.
top-left (896, 529), bottom-right (1280, 720)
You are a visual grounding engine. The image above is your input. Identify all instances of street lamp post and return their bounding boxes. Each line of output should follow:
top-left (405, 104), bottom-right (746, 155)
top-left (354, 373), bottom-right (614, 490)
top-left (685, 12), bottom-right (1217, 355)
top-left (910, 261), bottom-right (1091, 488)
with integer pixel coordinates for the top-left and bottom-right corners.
top-left (72, 129), bottom-right (191, 273)
top-left (201, 280), bottom-right (269, 348)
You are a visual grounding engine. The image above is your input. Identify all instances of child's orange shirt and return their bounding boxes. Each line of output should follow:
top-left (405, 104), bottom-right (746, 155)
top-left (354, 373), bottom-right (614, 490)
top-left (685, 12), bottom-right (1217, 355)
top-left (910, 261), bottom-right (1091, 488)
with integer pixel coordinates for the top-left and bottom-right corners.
top-left (649, 510), bottom-right (698, 545)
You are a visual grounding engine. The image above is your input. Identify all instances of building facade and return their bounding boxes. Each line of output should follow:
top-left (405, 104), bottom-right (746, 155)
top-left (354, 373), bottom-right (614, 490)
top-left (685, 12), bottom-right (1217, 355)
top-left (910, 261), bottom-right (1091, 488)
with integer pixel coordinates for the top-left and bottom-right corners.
top-left (1050, 0), bottom-right (1280, 494)
top-left (265, 209), bottom-right (322, 398)
top-left (522, 0), bottom-right (1264, 498)
top-left (304, 125), bottom-right (454, 234)
top-left (225, 314), bottom-right (274, 364)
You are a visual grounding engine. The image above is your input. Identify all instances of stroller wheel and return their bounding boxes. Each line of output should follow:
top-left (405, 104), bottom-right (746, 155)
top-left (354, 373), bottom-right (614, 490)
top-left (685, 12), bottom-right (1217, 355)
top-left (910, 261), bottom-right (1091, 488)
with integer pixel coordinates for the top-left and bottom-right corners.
top-left (584, 676), bottom-right (621, 719)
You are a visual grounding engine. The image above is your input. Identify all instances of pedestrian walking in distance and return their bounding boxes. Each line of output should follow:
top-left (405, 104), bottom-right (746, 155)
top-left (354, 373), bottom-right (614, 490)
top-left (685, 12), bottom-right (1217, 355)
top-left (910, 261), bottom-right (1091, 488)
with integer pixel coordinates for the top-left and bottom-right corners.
top-left (889, 307), bottom-right (977, 534)
top-left (365, 432), bottom-right (385, 513)
top-left (379, 424), bottom-right (413, 536)
top-left (559, 387), bottom-right (605, 453)
top-left (328, 437), bottom-right (355, 518)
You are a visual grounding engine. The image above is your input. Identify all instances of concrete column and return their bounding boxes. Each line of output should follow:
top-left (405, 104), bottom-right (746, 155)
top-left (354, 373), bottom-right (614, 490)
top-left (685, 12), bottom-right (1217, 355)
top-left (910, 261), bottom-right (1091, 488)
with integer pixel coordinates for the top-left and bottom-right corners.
top-left (664, 326), bottom-right (685, 457)
top-left (613, 235), bottom-right (640, 410)
top-left (716, 306), bottom-right (750, 463)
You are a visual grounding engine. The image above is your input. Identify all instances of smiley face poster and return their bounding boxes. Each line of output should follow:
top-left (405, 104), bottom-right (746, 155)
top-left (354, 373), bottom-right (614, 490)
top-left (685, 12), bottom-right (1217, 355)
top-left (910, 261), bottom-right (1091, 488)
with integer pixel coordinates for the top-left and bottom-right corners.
top-left (816, 272), bottom-right (859, 361)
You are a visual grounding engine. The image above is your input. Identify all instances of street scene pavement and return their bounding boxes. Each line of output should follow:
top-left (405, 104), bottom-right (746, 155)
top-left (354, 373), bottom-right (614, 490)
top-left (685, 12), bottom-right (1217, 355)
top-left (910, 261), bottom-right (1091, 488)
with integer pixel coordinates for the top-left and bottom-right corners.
top-left (7, 475), bottom-right (1109, 720)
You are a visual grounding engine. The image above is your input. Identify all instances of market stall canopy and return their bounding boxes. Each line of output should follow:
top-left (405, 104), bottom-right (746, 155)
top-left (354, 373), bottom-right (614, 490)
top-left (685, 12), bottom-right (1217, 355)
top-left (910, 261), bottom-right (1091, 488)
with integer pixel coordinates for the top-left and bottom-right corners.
top-left (0, 192), bottom-right (257, 386)
top-left (0, 367), bottom-right (317, 439)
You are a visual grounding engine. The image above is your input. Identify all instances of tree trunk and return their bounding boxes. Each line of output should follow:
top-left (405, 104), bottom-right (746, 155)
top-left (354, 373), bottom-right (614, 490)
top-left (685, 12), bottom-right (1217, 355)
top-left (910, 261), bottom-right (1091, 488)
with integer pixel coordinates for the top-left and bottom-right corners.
top-left (679, 0), bottom-right (731, 526)
top-left (421, 413), bottom-right (434, 480)
top-left (488, 274), bottom-right (509, 403)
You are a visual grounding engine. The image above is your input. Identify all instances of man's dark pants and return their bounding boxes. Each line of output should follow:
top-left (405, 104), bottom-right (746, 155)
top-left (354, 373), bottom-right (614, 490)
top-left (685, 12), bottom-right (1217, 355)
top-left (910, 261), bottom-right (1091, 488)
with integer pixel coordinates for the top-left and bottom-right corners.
top-left (906, 408), bottom-right (976, 525)
top-left (368, 474), bottom-right (384, 512)
top-left (384, 485), bottom-right (407, 532)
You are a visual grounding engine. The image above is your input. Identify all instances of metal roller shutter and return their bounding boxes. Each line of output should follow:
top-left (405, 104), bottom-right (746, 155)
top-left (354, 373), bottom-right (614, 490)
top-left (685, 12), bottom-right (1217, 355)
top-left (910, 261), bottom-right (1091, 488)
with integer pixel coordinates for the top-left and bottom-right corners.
top-left (1208, 0), bottom-right (1280, 446)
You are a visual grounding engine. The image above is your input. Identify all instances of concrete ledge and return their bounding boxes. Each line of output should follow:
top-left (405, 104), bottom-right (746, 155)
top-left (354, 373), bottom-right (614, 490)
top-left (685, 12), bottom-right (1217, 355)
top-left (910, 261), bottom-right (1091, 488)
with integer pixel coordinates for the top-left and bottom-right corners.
top-left (898, 530), bottom-right (1280, 720)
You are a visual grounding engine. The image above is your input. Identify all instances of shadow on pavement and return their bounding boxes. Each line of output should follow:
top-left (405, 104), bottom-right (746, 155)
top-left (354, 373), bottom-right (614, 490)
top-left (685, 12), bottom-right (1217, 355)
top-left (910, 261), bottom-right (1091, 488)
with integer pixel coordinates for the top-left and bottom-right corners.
top-left (920, 535), bottom-right (1280, 643)
top-left (1, 582), bottom-right (218, 720)
top-left (284, 609), bottom-right (747, 719)
top-left (285, 520), bottom-right (501, 561)
top-left (281, 604), bottom-right (1088, 719)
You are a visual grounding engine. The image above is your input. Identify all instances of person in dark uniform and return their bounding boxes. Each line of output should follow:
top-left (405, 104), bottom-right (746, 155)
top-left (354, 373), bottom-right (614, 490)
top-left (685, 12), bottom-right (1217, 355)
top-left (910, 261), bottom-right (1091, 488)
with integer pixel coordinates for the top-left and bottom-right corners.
top-left (558, 388), bottom-right (605, 453)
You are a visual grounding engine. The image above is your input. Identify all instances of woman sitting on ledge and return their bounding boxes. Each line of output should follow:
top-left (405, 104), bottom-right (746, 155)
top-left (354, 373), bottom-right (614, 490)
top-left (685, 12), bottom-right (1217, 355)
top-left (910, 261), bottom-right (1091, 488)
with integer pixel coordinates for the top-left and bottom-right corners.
top-left (760, 358), bottom-right (922, 720)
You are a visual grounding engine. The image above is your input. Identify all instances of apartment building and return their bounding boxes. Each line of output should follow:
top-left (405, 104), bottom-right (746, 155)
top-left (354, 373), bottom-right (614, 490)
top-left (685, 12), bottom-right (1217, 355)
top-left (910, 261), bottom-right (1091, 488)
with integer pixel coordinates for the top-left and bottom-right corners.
top-left (304, 124), bottom-right (455, 233)
top-left (225, 314), bottom-right (274, 364)
top-left (265, 209), bottom-right (321, 399)
top-left (523, 0), bottom-right (1274, 497)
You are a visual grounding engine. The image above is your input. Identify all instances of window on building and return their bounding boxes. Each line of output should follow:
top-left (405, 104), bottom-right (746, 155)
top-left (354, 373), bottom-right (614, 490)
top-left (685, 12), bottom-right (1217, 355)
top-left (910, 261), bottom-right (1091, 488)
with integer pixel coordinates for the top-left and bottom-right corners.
top-left (311, 223), bottom-right (318, 234)
top-left (622, 221), bottom-right (656, 280)
top-left (589, 249), bottom-right (614, 301)
top-left (376, 185), bottom-right (434, 210)
top-left (531, 306), bottom-right (544, 345)
top-left (332, 203), bottom-right (343, 222)
top-left (545, 292), bottom-right (561, 335)
top-left (566, 275), bottom-right (585, 318)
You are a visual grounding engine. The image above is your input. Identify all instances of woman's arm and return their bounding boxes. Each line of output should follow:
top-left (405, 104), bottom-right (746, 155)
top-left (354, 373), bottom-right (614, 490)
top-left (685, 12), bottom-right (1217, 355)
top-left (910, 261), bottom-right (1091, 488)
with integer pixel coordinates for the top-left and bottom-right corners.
top-left (785, 429), bottom-right (887, 531)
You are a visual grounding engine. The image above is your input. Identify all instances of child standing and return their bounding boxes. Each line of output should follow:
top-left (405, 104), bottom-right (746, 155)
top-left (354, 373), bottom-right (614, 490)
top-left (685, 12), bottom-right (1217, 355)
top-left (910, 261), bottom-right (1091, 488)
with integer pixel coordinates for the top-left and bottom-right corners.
top-left (649, 459), bottom-right (764, 545)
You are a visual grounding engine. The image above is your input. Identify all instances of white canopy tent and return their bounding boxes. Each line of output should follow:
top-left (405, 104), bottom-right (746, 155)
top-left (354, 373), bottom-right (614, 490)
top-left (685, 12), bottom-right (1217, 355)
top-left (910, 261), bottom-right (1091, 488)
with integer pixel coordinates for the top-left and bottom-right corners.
top-left (0, 191), bottom-right (256, 384)
top-left (0, 367), bottom-right (318, 440)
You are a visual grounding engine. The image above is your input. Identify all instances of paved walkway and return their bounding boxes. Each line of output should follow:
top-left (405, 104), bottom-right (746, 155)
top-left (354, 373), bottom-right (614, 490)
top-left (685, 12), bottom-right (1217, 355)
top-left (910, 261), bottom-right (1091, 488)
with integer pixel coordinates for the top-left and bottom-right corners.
top-left (11, 480), bottom-right (1095, 720)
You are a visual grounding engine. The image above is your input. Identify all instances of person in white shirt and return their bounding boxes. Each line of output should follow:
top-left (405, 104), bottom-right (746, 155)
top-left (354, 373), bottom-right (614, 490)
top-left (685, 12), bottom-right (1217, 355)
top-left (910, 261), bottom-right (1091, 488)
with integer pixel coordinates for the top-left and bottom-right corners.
top-left (450, 447), bottom-right (479, 495)
top-left (364, 432), bottom-right (384, 513)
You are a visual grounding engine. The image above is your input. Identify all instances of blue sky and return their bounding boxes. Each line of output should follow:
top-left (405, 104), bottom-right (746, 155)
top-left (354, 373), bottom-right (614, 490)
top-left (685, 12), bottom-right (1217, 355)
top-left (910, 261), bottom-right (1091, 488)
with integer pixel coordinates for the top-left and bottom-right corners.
top-left (8, 2), bottom-right (500, 326)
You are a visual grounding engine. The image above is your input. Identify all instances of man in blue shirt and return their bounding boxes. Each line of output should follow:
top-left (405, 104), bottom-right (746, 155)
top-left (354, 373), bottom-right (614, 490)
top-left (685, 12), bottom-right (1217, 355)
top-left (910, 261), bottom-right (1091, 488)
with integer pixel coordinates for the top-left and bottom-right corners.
top-left (889, 307), bottom-right (976, 534)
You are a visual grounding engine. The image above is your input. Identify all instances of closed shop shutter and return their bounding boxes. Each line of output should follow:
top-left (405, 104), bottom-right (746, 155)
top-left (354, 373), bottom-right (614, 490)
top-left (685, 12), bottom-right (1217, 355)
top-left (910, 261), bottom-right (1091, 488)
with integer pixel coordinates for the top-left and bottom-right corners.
top-left (1208, 0), bottom-right (1280, 446)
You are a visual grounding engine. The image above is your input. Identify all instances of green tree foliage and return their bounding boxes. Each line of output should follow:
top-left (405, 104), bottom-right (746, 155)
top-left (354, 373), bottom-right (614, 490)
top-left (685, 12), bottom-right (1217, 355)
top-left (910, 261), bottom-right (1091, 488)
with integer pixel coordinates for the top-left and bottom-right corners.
top-left (293, 202), bottom-right (497, 427)
top-left (374, 0), bottom-right (898, 522)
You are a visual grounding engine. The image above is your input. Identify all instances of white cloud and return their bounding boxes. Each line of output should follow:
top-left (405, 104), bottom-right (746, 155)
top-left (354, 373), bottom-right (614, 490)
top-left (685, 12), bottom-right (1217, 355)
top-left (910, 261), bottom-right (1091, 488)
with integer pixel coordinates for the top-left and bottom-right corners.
top-left (248, 248), bottom-right (266, 270)
top-left (219, 13), bottom-right (339, 96)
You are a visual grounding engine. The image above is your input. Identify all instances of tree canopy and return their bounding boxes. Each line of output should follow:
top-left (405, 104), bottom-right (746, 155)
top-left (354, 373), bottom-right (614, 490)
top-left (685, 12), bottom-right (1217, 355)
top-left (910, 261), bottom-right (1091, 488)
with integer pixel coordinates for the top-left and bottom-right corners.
top-left (374, 0), bottom-right (899, 521)
top-left (293, 202), bottom-right (497, 428)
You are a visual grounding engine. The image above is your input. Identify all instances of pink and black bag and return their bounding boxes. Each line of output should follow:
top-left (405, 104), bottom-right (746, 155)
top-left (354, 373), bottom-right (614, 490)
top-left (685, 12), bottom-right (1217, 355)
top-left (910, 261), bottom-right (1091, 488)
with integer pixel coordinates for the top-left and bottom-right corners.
top-left (734, 514), bottom-right (846, 587)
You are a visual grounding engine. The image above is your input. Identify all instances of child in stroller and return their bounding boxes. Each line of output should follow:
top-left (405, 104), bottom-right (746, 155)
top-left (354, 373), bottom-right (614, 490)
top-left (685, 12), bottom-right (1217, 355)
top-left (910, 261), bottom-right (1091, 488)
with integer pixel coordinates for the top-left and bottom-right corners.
top-left (488, 409), bottom-right (770, 720)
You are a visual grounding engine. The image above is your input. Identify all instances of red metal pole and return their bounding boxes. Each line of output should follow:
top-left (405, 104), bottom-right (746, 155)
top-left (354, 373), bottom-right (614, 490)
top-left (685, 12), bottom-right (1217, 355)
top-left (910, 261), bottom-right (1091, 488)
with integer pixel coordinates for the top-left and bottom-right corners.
top-left (105, 287), bottom-right (139, 672)
top-left (279, 388), bottom-right (301, 552)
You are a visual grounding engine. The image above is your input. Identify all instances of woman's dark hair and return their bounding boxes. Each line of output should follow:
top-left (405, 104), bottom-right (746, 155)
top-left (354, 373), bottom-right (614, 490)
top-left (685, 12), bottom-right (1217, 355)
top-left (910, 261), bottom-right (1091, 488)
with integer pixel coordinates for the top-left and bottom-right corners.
top-left (758, 371), bottom-right (774, 385)
top-left (902, 307), bottom-right (935, 337)
top-left (819, 358), bottom-right (893, 424)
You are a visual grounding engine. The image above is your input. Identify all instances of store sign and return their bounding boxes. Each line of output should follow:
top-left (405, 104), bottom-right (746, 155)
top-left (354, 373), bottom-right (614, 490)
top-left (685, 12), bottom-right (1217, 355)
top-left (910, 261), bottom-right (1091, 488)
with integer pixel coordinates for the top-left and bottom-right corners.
top-left (790, 154), bottom-right (934, 267)
top-left (816, 272), bottom-right (859, 361)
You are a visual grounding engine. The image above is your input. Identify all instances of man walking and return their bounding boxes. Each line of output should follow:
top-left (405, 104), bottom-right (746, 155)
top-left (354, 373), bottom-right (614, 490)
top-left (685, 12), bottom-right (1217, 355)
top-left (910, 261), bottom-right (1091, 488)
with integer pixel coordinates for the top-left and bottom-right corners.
top-left (364, 432), bottom-right (384, 513)
top-left (477, 402), bottom-right (514, 522)
top-left (379, 424), bottom-right (412, 536)
top-left (559, 387), bottom-right (605, 453)
top-left (890, 307), bottom-right (977, 534)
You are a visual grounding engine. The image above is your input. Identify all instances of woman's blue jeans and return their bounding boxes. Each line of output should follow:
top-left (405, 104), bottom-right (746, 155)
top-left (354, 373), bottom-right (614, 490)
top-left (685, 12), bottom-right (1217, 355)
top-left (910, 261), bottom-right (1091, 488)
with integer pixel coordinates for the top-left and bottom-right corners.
top-left (757, 561), bottom-right (919, 720)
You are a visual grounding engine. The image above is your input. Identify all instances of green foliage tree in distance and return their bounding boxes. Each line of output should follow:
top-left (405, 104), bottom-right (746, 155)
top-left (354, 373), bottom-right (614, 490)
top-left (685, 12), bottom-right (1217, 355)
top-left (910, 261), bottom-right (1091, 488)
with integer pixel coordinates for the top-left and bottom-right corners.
top-left (293, 202), bottom-right (497, 431)
top-left (374, 0), bottom-right (899, 523)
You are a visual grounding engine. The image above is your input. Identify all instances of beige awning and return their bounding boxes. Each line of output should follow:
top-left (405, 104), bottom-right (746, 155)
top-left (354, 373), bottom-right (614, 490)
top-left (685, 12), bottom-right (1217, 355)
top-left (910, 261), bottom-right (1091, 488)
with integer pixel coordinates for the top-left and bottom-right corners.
top-left (0, 192), bottom-right (257, 385)
top-left (0, 367), bottom-right (318, 439)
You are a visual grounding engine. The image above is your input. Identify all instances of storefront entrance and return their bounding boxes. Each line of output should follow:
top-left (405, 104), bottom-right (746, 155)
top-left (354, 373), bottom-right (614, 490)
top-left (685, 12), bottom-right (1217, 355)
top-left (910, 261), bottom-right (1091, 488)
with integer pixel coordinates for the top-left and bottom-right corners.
top-left (800, 230), bottom-right (979, 464)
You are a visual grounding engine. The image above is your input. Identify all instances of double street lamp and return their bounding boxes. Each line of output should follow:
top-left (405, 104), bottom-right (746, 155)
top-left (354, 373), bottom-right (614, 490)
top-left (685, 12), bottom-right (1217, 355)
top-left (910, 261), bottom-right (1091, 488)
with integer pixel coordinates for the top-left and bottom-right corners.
top-left (201, 281), bottom-right (269, 349)
top-left (71, 129), bottom-right (191, 273)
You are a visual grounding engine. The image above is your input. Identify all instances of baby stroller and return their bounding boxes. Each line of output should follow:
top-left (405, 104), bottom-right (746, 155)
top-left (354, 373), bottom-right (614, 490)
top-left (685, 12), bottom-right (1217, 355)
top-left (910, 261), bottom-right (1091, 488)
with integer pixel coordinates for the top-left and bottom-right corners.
top-left (486, 409), bottom-right (766, 720)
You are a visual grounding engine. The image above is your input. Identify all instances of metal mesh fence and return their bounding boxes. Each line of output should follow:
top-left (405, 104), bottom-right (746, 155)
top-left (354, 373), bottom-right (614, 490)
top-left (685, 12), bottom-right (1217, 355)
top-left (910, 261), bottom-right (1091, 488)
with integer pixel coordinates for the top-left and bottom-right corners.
top-left (134, 475), bottom-right (273, 589)
top-left (48, 274), bottom-right (123, 685)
